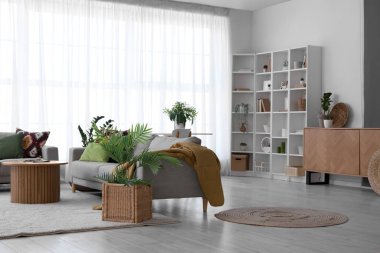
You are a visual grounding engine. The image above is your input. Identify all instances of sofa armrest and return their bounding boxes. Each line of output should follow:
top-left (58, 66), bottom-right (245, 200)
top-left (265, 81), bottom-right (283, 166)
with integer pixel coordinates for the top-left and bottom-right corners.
top-left (69, 147), bottom-right (85, 162)
top-left (42, 146), bottom-right (59, 160)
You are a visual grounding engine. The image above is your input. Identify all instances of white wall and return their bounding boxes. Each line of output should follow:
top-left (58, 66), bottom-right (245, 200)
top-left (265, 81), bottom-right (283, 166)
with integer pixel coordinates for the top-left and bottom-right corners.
top-left (229, 9), bottom-right (253, 53)
top-left (251, 0), bottom-right (364, 127)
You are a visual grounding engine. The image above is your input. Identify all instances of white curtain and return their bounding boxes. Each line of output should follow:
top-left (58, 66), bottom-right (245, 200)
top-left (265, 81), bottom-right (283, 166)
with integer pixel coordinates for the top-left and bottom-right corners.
top-left (0, 0), bottom-right (231, 174)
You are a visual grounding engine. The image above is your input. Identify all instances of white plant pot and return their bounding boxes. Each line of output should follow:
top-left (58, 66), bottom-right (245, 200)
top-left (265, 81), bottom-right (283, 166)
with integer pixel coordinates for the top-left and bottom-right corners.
top-left (323, 119), bottom-right (333, 128)
top-left (174, 123), bottom-right (185, 129)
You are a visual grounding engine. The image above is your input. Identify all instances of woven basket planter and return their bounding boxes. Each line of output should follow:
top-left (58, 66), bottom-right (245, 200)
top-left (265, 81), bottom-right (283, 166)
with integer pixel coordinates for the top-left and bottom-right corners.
top-left (102, 183), bottom-right (152, 223)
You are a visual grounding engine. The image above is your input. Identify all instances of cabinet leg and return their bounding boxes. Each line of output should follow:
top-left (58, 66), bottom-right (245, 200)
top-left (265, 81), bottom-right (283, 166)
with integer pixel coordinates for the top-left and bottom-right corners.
top-left (202, 197), bottom-right (208, 212)
top-left (306, 171), bottom-right (330, 185)
top-left (71, 183), bottom-right (77, 193)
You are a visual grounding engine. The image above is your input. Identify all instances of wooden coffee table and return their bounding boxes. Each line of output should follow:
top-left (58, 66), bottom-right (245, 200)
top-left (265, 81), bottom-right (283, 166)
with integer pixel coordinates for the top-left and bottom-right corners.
top-left (2, 161), bottom-right (67, 204)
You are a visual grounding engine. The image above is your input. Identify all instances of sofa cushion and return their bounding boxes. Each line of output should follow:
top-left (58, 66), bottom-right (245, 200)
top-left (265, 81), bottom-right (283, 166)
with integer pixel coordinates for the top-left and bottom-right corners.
top-left (70, 161), bottom-right (114, 181)
top-left (0, 133), bottom-right (24, 159)
top-left (148, 136), bottom-right (201, 151)
top-left (80, 143), bottom-right (109, 162)
top-left (16, 128), bottom-right (50, 158)
top-left (133, 134), bottom-right (158, 156)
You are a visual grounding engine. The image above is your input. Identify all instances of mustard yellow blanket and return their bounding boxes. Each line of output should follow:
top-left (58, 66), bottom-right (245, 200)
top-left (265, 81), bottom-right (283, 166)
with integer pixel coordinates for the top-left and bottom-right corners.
top-left (161, 142), bottom-right (224, 207)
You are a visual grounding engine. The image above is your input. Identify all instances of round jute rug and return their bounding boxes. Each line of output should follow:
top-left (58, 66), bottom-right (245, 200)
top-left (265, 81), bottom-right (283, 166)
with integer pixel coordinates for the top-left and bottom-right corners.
top-left (215, 207), bottom-right (349, 228)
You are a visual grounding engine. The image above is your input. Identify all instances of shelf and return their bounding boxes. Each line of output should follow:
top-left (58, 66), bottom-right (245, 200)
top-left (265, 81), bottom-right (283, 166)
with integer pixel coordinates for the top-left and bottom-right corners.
top-left (231, 150), bottom-right (253, 154)
top-left (233, 71), bottom-right (255, 74)
top-left (256, 112), bottom-right (270, 114)
top-left (290, 68), bottom-right (307, 72)
top-left (272, 89), bottom-right (288, 92)
top-left (289, 111), bottom-right (306, 114)
top-left (256, 132), bottom-right (270, 135)
top-left (272, 111), bottom-right (288, 114)
top-left (256, 72), bottom-right (271, 76)
top-left (289, 154), bottom-right (303, 157)
top-left (273, 70), bottom-right (288, 74)
top-left (290, 87), bottom-right (306, 91)
top-left (272, 153), bottom-right (287, 156)
top-left (272, 136), bottom-right (288, 139)
top-left (289, 132), bottom-right (304, 136)
top-left (232, 112), bottom-right (254, 114)
top-left (256, 90), bottom-right (271, 93)
top-left (233, 53), bottom-right (255, 56)
top-left (232, 131), bottom-right (254, 134)
top-left (255, 151), bottom-right (270, 155)
top-left (232, 90), bottom-right (254, 94)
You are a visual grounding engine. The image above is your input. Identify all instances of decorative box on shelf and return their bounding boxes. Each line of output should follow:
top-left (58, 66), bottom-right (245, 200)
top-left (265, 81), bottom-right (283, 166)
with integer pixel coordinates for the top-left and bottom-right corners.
top-left (285, 166), bottom-right (305, 177)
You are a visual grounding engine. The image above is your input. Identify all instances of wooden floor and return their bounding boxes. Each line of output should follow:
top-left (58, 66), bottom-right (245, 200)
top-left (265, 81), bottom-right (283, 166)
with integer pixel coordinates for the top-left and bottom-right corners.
top-left (1, 176), bottom-right (380, 253)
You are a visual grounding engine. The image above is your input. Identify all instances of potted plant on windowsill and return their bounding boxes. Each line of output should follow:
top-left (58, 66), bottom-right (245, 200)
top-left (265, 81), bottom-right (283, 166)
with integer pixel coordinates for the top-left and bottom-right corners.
top-left (321, 92), bottom-right (333, 128)
top-left (95, 123), bottom-right (180, 223)
top-left (163, 101), bottom-right (198, 129)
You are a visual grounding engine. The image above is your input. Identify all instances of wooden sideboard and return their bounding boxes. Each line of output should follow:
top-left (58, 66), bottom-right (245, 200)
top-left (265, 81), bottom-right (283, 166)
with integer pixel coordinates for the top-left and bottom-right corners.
top-left (304, 128), bottom-right (380, 178)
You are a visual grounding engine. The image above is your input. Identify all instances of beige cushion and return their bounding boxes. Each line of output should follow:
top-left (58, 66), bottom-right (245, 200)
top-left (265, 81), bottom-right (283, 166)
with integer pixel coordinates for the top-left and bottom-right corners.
top-left (148, 136), bottom-right (201, 151)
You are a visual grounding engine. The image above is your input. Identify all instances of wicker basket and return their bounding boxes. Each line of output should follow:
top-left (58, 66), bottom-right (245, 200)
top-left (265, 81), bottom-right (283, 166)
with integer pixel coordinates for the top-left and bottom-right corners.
top-left (102, 183), bottom-right (152, 223)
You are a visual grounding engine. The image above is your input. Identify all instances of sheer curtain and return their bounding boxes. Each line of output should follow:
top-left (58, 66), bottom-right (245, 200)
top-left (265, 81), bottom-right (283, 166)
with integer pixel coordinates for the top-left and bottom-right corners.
top-left (0, 0), bottom-right (231, 174)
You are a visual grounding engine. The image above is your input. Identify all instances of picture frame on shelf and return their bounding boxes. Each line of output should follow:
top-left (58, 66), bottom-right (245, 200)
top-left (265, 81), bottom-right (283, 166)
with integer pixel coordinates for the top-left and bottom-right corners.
top-left (280, 81), bottom-right (288, 90)
top-left (263, 80), bottom-right (272, 91)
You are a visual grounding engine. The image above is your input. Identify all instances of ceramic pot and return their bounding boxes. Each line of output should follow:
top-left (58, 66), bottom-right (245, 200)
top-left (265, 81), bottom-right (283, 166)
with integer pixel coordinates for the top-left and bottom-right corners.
top-left (174, 123), bottom-right (185, 129)
top-left (323, 119), bottom-right (333, 128)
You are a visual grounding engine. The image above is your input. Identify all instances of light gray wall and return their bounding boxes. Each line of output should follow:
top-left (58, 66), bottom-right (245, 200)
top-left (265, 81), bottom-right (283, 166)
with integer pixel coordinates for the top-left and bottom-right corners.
top-left (364, 0), bottom-right (380, 127)
top-left (251, 0), bottom-right (364, 128)
top-left (229, 9), bottom-right (253, 53)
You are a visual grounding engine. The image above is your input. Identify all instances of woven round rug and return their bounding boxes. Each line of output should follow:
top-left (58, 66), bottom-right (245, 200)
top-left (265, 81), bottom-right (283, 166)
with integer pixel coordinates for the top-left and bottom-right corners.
top-left (215, 207), bottom-right (348, 228)
top-left (368, 149), bottom-right (380, 195)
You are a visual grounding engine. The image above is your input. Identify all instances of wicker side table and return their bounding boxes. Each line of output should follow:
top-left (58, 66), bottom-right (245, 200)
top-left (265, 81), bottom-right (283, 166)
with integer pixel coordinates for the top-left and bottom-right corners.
top-left (2, 161), bottom-right (67, 204)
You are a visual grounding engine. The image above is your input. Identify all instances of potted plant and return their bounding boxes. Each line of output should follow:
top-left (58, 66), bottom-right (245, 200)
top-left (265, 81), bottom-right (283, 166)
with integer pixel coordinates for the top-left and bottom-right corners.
top-left (96, 123), bottom-right (180, 223)
top-left (321, 92), bottom-right (333, 128)
top-left (239, 142), bottom-right (247, 151)
top-left (163, 101), bottom-right (197, 129)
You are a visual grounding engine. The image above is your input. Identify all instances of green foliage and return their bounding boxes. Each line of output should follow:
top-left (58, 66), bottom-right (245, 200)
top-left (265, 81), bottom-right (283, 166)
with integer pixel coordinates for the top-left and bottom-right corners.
top-left (163, 101), bottom-right (198, 126)
top-left (320, 92), bottom-right (333, 119)
top-left (96, 123), bottom-right (181, 186)
top-left (78, 116), bottom-right (115, 147)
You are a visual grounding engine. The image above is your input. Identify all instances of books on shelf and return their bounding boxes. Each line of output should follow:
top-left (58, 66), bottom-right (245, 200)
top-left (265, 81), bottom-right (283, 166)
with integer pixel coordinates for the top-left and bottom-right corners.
top-left (257, 98), bottom-right (270, 112)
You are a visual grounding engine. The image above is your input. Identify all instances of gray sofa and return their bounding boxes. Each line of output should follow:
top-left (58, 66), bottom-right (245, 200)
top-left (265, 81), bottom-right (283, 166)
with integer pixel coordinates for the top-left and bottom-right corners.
top-left (0, 132), bottom-right (59, 184)
top-left (67, 135), bottom-right (208, 211)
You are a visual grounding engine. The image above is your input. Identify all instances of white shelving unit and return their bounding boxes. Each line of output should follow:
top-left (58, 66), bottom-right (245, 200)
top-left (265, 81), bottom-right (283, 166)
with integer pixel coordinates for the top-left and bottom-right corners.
top-left (231, 46), bottom-right (321, 178)
top-left (255, 46), bottom-right (321, 179)
top-left (231, 54), bottom-right (255, 173)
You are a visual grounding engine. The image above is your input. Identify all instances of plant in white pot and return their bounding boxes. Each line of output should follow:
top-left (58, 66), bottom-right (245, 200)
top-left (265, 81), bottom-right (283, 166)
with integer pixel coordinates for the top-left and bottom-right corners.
top-left (95, 123), bottom-right (180, 223)
top-left (321, 92), bottom-right (333, 128)
top-left (163, 101), bottom-right (198, 129)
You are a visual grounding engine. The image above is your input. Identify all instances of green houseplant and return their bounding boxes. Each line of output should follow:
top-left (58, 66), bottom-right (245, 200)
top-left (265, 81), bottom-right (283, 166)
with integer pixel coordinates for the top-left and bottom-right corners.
top-left (95, 123), bottom-right (180, 223)
top-left (78, 116), bottom-right (116, 147)
top-left (320, 92), bottom-right (333, 128)
top-left (163, 101), bottom-right (197, 129)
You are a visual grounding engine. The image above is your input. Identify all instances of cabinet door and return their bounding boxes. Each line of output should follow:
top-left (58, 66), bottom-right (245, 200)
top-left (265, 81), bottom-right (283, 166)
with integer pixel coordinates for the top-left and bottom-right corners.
top-left (304, 129), bottom-right (359, 175)
top-left (360, 130), bottom-right (380, 177)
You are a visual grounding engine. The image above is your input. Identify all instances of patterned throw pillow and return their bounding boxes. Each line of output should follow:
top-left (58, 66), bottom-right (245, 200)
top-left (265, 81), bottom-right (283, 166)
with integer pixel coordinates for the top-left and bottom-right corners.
top-left (16, 128), bottom-right (50, 158)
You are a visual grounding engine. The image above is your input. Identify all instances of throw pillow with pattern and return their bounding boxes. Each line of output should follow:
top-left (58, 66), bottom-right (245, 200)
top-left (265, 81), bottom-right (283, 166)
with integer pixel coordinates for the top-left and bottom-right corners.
top-left (16, 128), bottom-right (50, 158)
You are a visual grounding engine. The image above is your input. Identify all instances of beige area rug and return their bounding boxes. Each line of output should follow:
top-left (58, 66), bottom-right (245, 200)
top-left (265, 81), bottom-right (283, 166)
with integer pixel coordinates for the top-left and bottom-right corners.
top-left (0, 185), bottom-right (178, 240)
top-left (215, 207), bottom-right (349, 228)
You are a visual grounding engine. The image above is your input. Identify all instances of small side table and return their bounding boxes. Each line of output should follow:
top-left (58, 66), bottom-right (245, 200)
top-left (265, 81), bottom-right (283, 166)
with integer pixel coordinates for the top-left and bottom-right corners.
top-left (2, 161), bottom-right (67, 204)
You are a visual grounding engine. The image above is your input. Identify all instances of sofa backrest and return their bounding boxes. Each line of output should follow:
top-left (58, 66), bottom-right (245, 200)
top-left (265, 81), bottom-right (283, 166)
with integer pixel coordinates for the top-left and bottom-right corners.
top-left (0, 132), bottom-right (14, 139)
top-left (148, 136), bottom-right (201, 151)
top-left (133, 134), bottom-right (158, 157)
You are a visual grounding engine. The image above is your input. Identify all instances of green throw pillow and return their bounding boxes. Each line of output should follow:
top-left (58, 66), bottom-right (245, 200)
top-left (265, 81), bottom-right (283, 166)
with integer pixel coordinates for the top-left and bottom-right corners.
top-left (0, 133), bottom-right (24, 159)
top-left (79, 143), bottom-right (109, 162)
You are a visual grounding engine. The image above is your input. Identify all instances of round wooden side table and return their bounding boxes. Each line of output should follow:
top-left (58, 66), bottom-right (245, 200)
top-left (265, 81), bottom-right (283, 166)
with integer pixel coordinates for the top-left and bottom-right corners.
top-left (2, 161), bottom-right (67, 204)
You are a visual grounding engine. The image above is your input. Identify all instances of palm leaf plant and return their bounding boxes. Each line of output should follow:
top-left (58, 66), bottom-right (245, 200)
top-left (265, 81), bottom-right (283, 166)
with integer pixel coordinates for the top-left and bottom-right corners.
top-left (96, 123), bottom-right (181, 186)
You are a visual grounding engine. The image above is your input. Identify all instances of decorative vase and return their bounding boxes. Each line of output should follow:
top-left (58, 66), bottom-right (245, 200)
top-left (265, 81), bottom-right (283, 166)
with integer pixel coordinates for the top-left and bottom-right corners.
top-left (174, 122), bottom-right (185, 129)
top-left (102, 183), bottom-right (152, 223)
top-left (240, 123), bottom-right (247, 132)
top-left (323, 119), bottom-right (333, 128)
